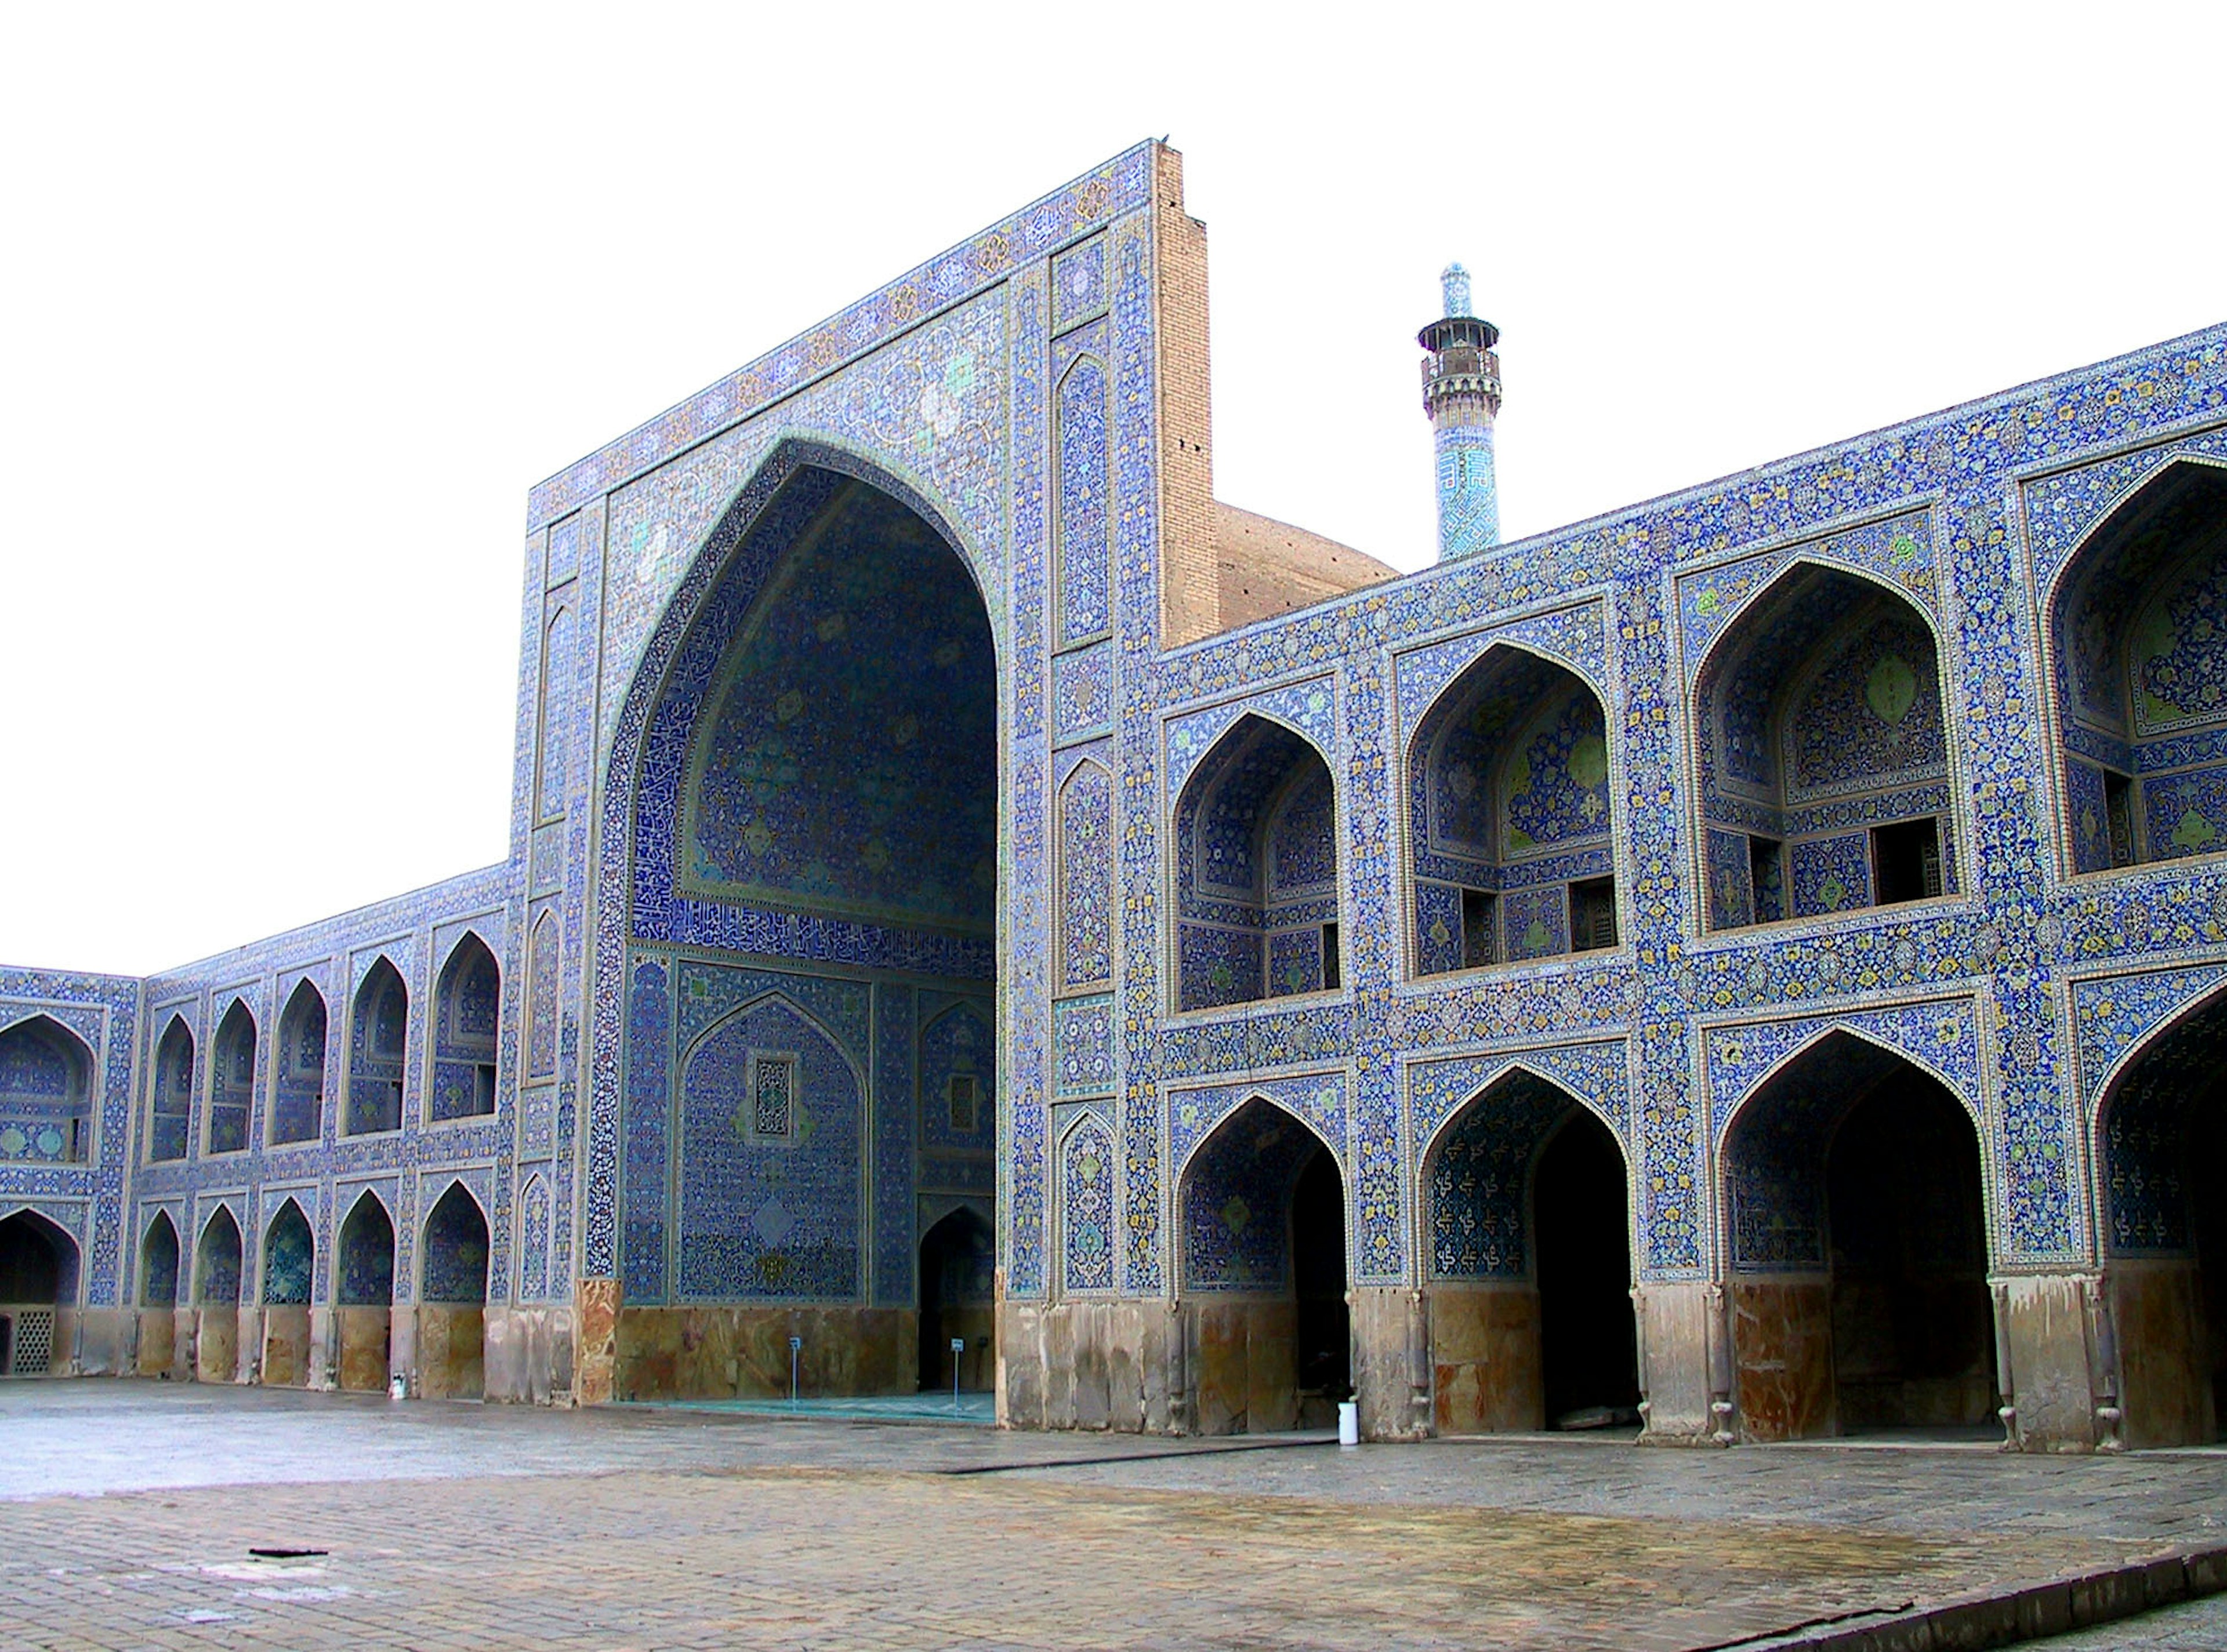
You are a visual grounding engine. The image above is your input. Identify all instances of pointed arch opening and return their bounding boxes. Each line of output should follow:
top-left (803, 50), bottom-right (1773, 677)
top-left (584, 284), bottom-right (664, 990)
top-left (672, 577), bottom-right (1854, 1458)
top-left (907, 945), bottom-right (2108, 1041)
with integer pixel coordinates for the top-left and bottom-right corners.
top-left (0, 1210), bottom-right (78, 1376)
top-left (2094, 984), bottom-right (2227, 1446)
top-left (136, 1211), bottom-right (180, 1376)
top-left (208, 1000), bottom-right (255, 1155)
top-left (420, 1182), bottom-right (490, 1399)
top-left (335, 1191), bottom-right (395, 1392)
top-left (1176, 1097), bottom-right (1348, 1433)
top-left (431, 933), bottom-right (500, 1122)
top-left (194, 1205), bottom-right (242, 1384)
top-left (0, 1014), bottom-right (94, 1165)
top-left (272, 980), bottom-right (328, 1145)
top-left (1173, 715), bottom-right (1341, 1011)
top-left (260, 1197), bottom-right (314, 1386)
top-left (1693, 564), bottom-right (1956, 931)
top-left (1408, 645), bottom-right (1617, 975)
top-left (917, 1204), bottom-right (992, 1397)
top-left (1422, 1070), bottom-right (1637, 1433)
top-left (346, 959), bottom-right (408, 1137)
top-left (150, 1015), bottom-right (194, 1163)
top-left (1721, 1030), bottom-right (1996, 1440)
top-left (2048, 459), bottom-right (2227, 874)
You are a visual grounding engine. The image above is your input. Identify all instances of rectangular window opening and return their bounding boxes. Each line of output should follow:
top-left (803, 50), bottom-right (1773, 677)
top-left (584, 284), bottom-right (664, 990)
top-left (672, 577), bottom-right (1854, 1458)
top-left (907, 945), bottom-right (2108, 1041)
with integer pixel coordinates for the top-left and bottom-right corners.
top-left (1871, 816), bottom-right (1943, 905)
top-left (1460, 888), bottom-right (1497, 968)
top-left (1569, 877), bottom-right (1619, 952)
top-left (474, 1063), bottom-right (498, 1115)
top-left (1321, 922), bottom-right (1342, 990)
top-left (1747, 836), bottom-right (1786, 925)
top-left (2103, 770), bottom-right (2137, 869)
top-left (948, 1073), bottom-right (978, 1135)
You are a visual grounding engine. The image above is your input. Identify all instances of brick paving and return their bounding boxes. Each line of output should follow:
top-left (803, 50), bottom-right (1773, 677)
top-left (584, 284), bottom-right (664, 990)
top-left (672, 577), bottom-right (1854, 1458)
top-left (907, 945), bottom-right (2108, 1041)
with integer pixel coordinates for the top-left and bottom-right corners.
top-left (2, 1382), bottom-right (2221, 1650)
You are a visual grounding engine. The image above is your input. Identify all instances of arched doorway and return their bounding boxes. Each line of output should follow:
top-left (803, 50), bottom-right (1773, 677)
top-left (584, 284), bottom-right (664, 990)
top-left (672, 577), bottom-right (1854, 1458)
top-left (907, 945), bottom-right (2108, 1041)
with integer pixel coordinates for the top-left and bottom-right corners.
top-left (138, 1212), bottom-right (180, 1376)
top-left (1722, 1033), bottom-right (1997, 1440)
top-left (608, 457), bottom-right (999, 1402)
top-left (194, 1207), bottom-right (242, 1384)
top-left (2097, 987), bottom-right (2227, 1446)
top-left (1406, 645), bottom-right (1617, 975)
top-left (1177, 1098), bottom-right (1348, 1433)
top-left (917, 1206), bottom-right (992, 1396)
top-left (1171, 715), bottom-right (1342, 1010)
top-left (420, 1184), bottom-right (491, 1399)
top-left (1424, 1072), bottom-right (1637, 1432)
top-left (1692, 562), bottom-right (1956, 931)
top-left (335, 1192), bottom-right (395, 1392)
top-left (261, 1200), bottom-right (314, 1386)
top-left (0, 1211), bottom-right (78, 1377)
top-left (2045, 458), bottom-right (2227, 874)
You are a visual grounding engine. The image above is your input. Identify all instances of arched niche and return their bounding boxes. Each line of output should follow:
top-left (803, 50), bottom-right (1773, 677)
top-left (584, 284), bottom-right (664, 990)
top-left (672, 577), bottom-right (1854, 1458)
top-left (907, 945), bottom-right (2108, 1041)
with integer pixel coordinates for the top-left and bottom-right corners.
top-left (140, 1212), bottom-right (180, 1308)
top-left (0, 1210), bottom-right (79, 1376)
top-left (2047, 459), bottom-right (2227, 873)
top-left (1720, 1029), bottom-right (1995, 1440)
top-left (346, 959), bottom-right (408, 1137)
top-left (430, 933), bottom-right (500, 1122)
top-left (1406, 645), bottom-right (1616, 975)
top-left (1420, 1068), bottom-right (1637, 1433)
top-left (1172, 715), bottom-right (1341, 1012)
top-left (334, 1190), bottom-right (396, 1393)
top-left (1176, 1097), bottom-right (1348, 1432)
top-left (150, 1015), bottom-right (194, 1163)
top-left (259, 1197), bottom-right (315, 1388)
top-left (1693, 563), bottom-right (1955, 930)
top-left (195, 1206), bottom-right (242, 1306)
top-left (917, 1204), bottom-right (992, 1395)
top-left (0, 1014), bottom-right (94, 1165)
top-left (420, 1182), bottom-right (491, 1399)
top-left (208, 1000), bottom-right (255, 1155)
top-left (271, 979), bottom-right (327, 1145)
top-left (2092, 982), bottom-right (2227, 1446)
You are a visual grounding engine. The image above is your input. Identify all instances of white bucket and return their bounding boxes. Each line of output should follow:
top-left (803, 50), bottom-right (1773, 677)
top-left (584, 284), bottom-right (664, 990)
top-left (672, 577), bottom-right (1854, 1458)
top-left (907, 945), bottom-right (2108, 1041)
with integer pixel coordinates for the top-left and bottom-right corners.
top-left (1337, 1400), bottom-right (1359, 1447)
top-left (387, 1374), bottom-right (406, 1400)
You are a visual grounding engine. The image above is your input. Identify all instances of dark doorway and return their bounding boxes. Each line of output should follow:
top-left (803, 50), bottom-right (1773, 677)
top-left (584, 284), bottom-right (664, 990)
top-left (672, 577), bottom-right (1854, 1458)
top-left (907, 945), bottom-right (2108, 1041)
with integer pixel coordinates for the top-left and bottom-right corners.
top-left (0, 1212), bottom-right (65, 1305)
top-left (1292, 1145), bottom-right (1351, 1408)
top-left (918, 1207), bottom-right (992, 1393)
top-left (1535, 1112), bottom-right (1640, 1426)
top-left (1826, 1083), bottom-right (1996, 1433)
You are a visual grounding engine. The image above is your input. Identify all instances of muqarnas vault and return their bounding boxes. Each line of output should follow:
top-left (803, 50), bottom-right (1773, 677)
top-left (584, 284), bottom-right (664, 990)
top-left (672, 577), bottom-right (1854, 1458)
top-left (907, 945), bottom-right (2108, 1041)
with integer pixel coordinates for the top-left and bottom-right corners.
top-left (5, 141), bottom-right (2227, 1452)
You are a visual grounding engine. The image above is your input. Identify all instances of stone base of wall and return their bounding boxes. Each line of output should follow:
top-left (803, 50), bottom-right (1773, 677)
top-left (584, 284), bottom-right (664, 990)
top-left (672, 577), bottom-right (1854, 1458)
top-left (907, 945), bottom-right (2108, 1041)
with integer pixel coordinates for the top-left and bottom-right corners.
top-left (262, 1306), bottom-right (311, 1387)
top-left (195, 1307), bottom-right (239, 1384)
top-left (336, 1305), bottom-right (391, 1392)
top-left (999, 1298), bottom-right (1177, 1432)
top-left (1634, 1280), bottom-right (1722, 1445)
top-left (135, 1308), bottom-right (174, 1377)
top-left (2111, 1261), bottom-right (2215, 1447)
top-left (1428, 1281), bottom-right (1542, 1434)
top-left (610, 1306), bottom-right (915, 1402)
top-left (1732, 1274), bottom-right (1836, 1442)
top-left (485, 1305), bottom-right (574, 1404)
top-left (416, 1306), bottom-right (485, 1399)
top-left (71, 1308), bottom-right (133, 1376)
top-left (2001, 1273), bottom-right (2105, 1452)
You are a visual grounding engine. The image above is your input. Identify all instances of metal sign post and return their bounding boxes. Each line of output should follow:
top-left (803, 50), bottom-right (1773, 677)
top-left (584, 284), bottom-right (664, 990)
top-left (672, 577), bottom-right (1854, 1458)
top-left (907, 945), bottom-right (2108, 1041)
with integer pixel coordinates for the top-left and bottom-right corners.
top-left (950, 1337), bottom-right (965, 1408)
top-left (789, 1335), bottom-right (802, 1406)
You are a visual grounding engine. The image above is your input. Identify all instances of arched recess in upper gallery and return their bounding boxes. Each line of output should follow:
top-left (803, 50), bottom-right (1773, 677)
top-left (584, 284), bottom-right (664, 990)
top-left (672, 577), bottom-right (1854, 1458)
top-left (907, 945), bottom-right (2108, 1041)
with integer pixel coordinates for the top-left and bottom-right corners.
top-left (1405, 643), bottom-right (1617, 976)
top-left (150, 1014), bottom-right (194, 1163)
top-left (208, 1000), bottom-right (255, 1155)
top-left (2045, 458), bottom-right (2227, 874)
top-left (346, 958), bottom-right (409, 1137)
top-left (271, 979), bottom-right (328, 1146)
top-left (430, 932), bottom-right (500, 1122)
top-left (0, 1014), bottom-right (95, 1165)
top-left (1691, 561), bottom-right (1957, 931)
top-left (1171, 714), bottom-right (1341, 1012)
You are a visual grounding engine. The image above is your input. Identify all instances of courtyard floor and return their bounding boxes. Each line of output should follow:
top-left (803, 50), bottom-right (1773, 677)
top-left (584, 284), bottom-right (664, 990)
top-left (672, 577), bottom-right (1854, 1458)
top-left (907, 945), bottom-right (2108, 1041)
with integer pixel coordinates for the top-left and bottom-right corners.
top-left (1, 1381), bottom-right (2222, 1650)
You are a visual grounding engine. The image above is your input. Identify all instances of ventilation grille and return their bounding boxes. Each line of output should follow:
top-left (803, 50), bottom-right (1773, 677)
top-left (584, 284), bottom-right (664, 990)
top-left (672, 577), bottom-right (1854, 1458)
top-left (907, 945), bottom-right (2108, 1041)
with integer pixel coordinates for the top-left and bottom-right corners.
top-left (8, 1309), bottom-right (55, 1375)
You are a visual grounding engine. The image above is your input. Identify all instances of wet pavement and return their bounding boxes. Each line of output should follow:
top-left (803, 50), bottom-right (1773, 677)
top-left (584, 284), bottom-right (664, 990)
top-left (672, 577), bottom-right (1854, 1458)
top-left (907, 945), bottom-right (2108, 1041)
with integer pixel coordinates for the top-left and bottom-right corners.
top-left (2, 1379), bottom-right (2222, 1649)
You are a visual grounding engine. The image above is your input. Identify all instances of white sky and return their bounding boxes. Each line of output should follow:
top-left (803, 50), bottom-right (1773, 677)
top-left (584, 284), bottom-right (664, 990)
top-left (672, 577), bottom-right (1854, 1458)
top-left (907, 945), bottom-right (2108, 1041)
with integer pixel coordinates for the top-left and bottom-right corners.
top-left (3, 3), bottom-right (2221, 975)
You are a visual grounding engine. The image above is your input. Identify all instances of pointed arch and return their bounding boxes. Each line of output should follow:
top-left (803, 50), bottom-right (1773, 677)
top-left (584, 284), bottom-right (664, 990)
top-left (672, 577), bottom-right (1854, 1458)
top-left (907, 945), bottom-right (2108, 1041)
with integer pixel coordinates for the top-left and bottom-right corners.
top-left (918, 997), bottom-right (994, 1153)
top-left (139, 1211), bottom-right (180, 1308)
top-left (271, 978), bottom-right (328, 1145)
top-left (1171, 712), bottom-right (1343, 1011)
top-left (346, 957), bottom-right (408, 1136)
top-left (2043, 455), bottom-right (2227, 875)
top-left (525, 909), bottom-right (559, 1082)
top-left (1055, 756), bottom-right (1115, 992)
top-left (1054, 343), bottom-right (1112, 645)
top-left (421, 1182), bottom-right (491, 1304)
top-left (194, 1204), bottom-right (242, 1305)
top-left (261, 1197), bottom-right (314, 1306)
top-left (1057, 1109), bottom-right (1116, 1295)
top-left (150, 1013), bottom-right (195, 1162)
top-left (336, 1188), bottom-right (396, 1306)
top-left (431, 930), bottom-right (500, 1121)
top-left (536, 603), bottom-right (578, 823)
top-left (208, 999), bottom-right (256, 1154)
top-left (0, 1012), bottom-right (94, 1165)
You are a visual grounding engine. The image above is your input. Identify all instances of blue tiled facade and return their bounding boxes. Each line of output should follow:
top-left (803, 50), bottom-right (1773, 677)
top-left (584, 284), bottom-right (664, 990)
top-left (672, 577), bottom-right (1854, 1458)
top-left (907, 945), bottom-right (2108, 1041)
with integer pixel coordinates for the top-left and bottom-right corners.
top-left (5, 140), bottom-right (2227, 1444)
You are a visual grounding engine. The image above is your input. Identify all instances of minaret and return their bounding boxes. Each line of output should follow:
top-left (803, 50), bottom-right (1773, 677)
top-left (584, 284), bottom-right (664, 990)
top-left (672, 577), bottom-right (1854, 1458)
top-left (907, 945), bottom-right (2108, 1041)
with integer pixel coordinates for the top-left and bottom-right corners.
top-left (1419, 262), bottom-right (1503, 560)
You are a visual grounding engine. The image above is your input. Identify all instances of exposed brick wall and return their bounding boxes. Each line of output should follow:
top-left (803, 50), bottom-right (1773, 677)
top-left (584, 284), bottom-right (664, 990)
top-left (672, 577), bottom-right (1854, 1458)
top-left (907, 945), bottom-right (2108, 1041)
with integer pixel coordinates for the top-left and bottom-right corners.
top-left (1153, 144), bottom-right (1220, 647)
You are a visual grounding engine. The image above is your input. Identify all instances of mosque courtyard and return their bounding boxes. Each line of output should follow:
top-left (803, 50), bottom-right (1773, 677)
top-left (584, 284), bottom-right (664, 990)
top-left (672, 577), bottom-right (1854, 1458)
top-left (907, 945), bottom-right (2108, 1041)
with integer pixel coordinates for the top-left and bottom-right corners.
top-left (2, 1383), bottom-right (2223, 1650)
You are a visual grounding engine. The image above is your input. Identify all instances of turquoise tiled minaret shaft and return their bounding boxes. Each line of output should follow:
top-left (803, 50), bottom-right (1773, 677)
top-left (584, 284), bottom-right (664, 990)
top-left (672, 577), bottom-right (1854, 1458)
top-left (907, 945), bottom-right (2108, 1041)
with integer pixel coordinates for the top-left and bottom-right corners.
top-left (1420, 262), bottom-right (1503, 560)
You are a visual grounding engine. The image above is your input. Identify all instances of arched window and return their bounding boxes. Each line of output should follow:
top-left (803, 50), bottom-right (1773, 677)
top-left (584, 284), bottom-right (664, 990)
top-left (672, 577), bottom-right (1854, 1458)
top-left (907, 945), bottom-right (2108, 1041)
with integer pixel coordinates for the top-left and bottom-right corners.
top-left (0, 1015), bottom-right (95, 1164)
top-left (346, 959), bottom-right (408, 1136)
top-left (430, 934), bottom-right (500, 1121)
top-left (2048, 459), bottom-right (2227, 873)
top-left (1693, 565), bottom-right (1953, 930)
top-left (150, 1016), bottom-right (194, 1163)
top-left (271, 979), bottom-right (328, 1145)
top-left (1172, 716), bottom-right (1340, 1011)
top-left (208, 1001), bottom-right (255, 1154)
top-left (1406, 646), bottom-right (1615, 974)
top-left (140, 1212), bottom-right (180, 1308)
